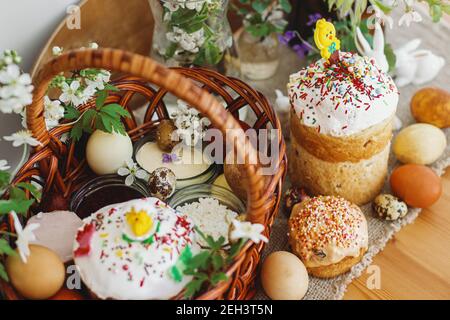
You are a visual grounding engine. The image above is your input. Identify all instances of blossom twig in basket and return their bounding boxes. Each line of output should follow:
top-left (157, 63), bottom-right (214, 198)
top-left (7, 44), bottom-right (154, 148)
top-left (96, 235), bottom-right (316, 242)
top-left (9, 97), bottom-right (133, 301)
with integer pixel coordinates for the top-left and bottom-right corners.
top-left (0, 166), bottom-right (42, 281)
top-left (170, 220), bottom-right (268, 299)
top-left (33, 44), bottom-right (132, 142)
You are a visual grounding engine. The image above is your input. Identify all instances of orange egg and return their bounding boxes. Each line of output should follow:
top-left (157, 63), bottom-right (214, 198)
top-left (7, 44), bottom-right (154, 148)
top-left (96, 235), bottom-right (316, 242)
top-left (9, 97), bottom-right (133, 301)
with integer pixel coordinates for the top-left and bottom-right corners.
top-left (50, 288), bottom-right (85, 300)
top-left (390, 164), bottom-right (442, 208)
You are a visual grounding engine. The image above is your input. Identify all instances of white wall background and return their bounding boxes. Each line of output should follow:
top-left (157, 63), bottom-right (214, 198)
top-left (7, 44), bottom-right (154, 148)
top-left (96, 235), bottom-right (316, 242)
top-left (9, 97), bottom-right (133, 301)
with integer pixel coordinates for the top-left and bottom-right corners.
top-left (0, 0), bottom-right (79, 170)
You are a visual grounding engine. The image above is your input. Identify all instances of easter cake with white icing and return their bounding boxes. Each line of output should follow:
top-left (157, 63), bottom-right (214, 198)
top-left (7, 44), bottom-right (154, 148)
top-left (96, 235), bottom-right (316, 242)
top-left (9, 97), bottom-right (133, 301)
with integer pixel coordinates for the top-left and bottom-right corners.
top-left (288, 35), bottom-right (399, 204)
top-left (73, 197), bottom-right (199, 300)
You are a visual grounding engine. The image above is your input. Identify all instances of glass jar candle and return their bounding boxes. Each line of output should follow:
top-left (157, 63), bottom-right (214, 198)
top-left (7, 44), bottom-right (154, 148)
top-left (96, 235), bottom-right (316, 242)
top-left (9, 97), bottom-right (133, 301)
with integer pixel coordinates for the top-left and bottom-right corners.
top-left (169, 184), bottom-right (246, 246)
top-left (168, 183), bottom-right (245, 214)
top-left (134, 135), bottom-right (220, 190)
top-left (70, 175), bottom-right (150, 219)
top-left (149, 0), bottom-right (240, 76)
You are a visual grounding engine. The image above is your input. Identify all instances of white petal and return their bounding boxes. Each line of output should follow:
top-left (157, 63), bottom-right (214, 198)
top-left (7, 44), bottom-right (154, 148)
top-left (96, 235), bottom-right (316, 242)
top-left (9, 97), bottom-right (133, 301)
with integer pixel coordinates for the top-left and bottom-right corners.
top-left (70, 81), bottom-right (80, 91)
top-left (10, 211), bottom-right (24, 234)
top-left (125, 174), bottom-right (134, 186)
top-left (135, 170), bottom-right (148, 180)
top-left (117, 167), bottom-right (130, 176)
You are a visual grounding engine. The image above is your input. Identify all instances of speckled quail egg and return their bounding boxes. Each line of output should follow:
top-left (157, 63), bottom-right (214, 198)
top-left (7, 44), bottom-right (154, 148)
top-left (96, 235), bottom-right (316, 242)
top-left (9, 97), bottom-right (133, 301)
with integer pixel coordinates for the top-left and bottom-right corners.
top-left (373, 194), bottom-right (408, 221)
top-left (148, 167), bottom-right (176, 201)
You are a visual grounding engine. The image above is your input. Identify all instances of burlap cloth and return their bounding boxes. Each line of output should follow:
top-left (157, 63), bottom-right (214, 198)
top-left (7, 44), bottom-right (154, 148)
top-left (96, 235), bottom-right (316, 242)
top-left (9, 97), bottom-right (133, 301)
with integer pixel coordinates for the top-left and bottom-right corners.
top-left (251, 13), bottom-right (450, 300)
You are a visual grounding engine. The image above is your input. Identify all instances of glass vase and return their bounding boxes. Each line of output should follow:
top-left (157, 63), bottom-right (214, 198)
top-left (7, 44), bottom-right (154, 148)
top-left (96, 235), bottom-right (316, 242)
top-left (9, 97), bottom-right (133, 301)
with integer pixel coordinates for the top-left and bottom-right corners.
top-left (149, 0), bottom-right (239, 76)
top-left (237, 30), bottom-right (280, 80)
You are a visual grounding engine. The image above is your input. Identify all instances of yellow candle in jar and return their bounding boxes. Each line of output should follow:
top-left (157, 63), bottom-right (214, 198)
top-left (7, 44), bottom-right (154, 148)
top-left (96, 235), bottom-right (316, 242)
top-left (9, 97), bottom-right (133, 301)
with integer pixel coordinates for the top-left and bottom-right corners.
top-left (136, 142), bottom-right (211, 180)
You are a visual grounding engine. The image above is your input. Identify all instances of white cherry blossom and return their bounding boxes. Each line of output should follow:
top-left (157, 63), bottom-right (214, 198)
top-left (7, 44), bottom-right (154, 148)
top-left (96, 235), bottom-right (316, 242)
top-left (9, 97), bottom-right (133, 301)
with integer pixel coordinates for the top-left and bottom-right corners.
top-left (11, 211), bottom-right (40, 263)
top-left (3, 130), bottom-right (41, 147)
top-left (0, 159), bottom-right (10, 171)
top-left (398, 9), bottom-right (422, 26)
top-left (43, 96), bottom-right (64, 129)
top-left (59, 80), bottom-right (84, 106)
top-left (229, 220), bottom-right (268, 244)
top-left (117, 159), bottom-right (148, 186)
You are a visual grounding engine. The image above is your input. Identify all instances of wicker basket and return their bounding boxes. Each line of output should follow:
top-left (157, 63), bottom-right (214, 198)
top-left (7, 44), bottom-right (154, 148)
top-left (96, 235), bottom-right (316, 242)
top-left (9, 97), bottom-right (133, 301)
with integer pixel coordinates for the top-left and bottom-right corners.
top-left (0, 49), bottom-right (287, 300)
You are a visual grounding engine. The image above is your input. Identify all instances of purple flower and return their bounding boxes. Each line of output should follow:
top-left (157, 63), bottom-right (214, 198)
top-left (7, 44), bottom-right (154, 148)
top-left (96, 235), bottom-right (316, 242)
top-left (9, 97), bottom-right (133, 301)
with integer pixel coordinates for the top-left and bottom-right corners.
top-left (162, 153), bottom-right (178, 163)
top-left (307, 13), bottom-right (322, 26)
top-left (293, 43), bottom-right (311, 59)
top-left (278, 30), bottom-right (297, 45)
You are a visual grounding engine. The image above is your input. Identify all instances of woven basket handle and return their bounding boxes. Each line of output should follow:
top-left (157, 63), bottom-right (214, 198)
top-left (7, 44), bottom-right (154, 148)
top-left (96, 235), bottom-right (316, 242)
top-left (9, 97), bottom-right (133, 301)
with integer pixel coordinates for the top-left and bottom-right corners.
top-left (27, 49), bottom-right (266, 223)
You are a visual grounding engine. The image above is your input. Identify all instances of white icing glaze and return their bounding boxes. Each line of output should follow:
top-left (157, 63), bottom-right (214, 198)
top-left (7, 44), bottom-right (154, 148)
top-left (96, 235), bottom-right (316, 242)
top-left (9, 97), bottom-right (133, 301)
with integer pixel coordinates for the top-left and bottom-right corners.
top-left (27, 211), bottom-right (82, 263)
top-left (289, 196), bottom-right (368, 268)
top-left (73, 198), bottom-right (200, 300)
top-left (305, 213), bottom-right (368, 268)
top-left (288, 52), bottom-right (399, 137)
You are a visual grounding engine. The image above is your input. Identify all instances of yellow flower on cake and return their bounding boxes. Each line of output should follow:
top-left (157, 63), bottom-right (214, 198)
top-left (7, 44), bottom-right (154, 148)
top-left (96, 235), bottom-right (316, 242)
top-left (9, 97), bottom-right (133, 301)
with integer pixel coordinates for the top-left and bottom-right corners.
top-left (126, 207), bottom-right (154, 237)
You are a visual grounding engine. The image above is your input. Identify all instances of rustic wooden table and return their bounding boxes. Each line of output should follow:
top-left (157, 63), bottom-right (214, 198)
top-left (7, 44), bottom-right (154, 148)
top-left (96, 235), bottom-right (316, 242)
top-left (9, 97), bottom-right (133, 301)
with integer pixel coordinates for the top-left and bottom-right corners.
top-left (345, 168), bottom-right (450, 300)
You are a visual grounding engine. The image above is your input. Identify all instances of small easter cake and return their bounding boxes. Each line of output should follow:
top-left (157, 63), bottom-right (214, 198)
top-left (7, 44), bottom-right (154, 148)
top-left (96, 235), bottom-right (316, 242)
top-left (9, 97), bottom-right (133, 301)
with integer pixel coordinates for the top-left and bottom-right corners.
top-left (289, 196), bottom-right (368, 278)
top-left (73, 198), bottom-right (199, 300)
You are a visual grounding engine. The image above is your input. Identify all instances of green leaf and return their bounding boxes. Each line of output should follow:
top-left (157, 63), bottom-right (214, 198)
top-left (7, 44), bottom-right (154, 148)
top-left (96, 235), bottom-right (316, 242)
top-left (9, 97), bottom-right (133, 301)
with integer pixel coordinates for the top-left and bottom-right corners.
top-left (81, 109), bottom-right (97, 133)
top-left (252, 1), bottom-right (267, 14)
top-left (442, 4), bottom-right (450, 15)
top-left (70, 120), bottom-right (84, 141)
top-left (184, 279), bottom-right (205, 299)
top-left (203, 42), bottom-right (223, 66)
top-left (384, 43), bottom-right (397, 73)
top-left (280, 0), bottom-right (292, 13)
top-left (104, 83), bottom-right (119, 92)
top-left (188, 251), bottom-right (210, 269)
top-left (16, 182), bottom-right (41, 202)
top-left (430, 4), bottom-right (443, 22)
top-left (0, 263), bottom-right (8, 282)
top-left (96, 90), bottom-right (108, 109)
top-left (0, 239), bottom-right (16, 256)
top-left (227, 239), bottom-right (245, 262)
top-left (9, 187), bottom-right (26, 201)
top-left (212, 253), bottom-right (224, 271)
top-left (164, 42), bottom-right (178, 59)
top-left (245, 23), bottom-right (271, 38)
top-left (0, 199), bottom-right (34, 215)
top-left (64, 104), bottom-right (81, 120)
top-left (170, 7), bottom-right (203, 26)
top-left (371, 0), bottom-right (393, 14)
top-left (101, 104), bottom-right (130, 118)
top-left (211, 272), bottom-right (227, 285)
top-left (341, 0), bottom-right (355, 15)
top-left (183, 21), bottom-right (204, 34)
top-left (0, 171), bottom-right (11, 190)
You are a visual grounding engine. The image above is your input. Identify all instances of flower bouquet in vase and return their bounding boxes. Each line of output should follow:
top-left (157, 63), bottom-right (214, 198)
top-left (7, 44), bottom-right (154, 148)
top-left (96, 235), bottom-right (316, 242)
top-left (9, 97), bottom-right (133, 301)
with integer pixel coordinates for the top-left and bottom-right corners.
top-left (149, 0), bottom-right (240, 76)
top-left (233, 0), bottom-right (292, 80)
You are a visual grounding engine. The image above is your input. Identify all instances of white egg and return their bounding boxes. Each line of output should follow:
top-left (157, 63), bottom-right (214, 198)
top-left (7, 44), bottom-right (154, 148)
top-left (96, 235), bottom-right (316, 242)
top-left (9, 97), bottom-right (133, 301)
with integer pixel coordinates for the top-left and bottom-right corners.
top-left (86, 130), bottom-right (133, 175)
top-left (261, 251), bottom-right (309, 300)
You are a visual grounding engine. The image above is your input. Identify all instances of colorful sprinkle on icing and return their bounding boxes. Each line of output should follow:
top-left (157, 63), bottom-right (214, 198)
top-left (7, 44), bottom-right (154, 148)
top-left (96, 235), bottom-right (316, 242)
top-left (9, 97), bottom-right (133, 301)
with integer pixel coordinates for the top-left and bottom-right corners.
top-left (289, 196), bottom-right (366, 261)
top-left (288, 52), bottom-right (399, 137)
top-left (74, 222), bottom-right (95, 257)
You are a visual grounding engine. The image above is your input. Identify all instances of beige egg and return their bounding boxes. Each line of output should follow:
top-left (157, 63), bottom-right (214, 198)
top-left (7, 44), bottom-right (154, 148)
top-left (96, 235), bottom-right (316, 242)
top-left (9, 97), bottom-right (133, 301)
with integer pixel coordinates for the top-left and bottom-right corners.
top-left (86, 130), bottom-right (133, 175)
top-left (6, 244), bottom-right (65, 300)
top-left (393, 124), bottom-right (447, 165)
top-left (261, 251), bottom-right (309, 300)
